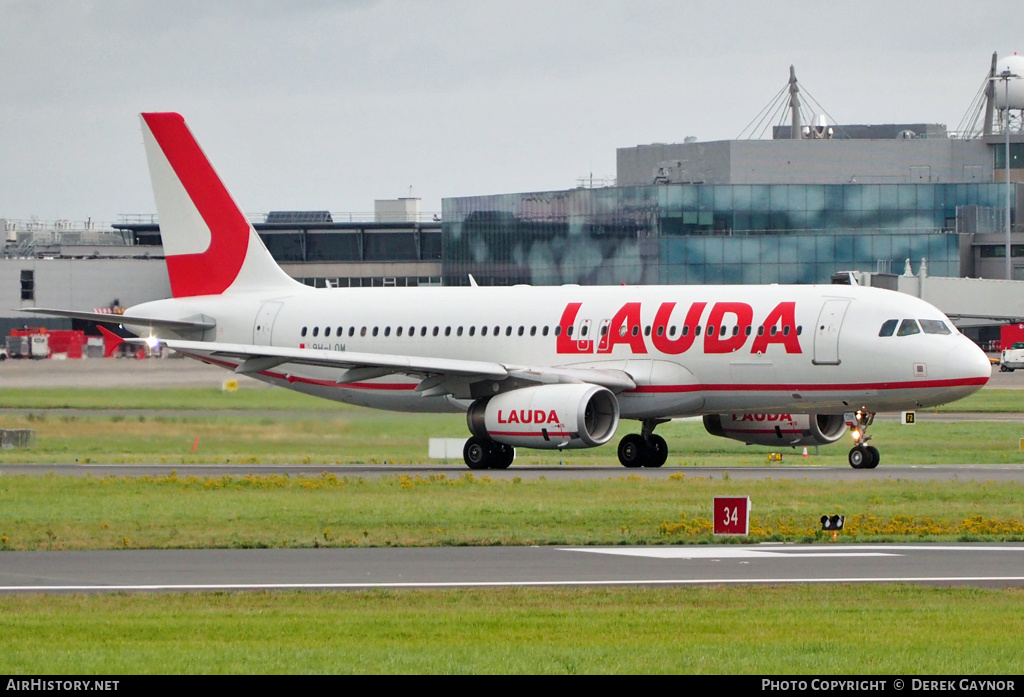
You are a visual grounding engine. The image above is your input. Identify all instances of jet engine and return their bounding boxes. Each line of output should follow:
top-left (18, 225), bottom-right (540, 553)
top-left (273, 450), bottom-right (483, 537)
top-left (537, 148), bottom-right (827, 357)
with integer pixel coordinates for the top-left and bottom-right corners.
top-left (703, 413), bottom-right (846, 447)
top-left (467, 384), bottom-right (619, 449)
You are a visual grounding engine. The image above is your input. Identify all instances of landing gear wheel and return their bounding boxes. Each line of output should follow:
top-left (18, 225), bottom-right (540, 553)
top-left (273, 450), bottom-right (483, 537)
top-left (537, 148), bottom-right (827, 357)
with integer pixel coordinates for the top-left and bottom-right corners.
top-left (645, 434), bottom-right (668, 468)
top-left (463, 437), bottom-right (492, 470)
top-left (849, 445), bottom-right (868, 469)
top-left (492, 443), bottom-right (515, 469)
top-left (618, 434), bottom-right (647, 468)
top-left (865, 445), bottom-right (880, 469)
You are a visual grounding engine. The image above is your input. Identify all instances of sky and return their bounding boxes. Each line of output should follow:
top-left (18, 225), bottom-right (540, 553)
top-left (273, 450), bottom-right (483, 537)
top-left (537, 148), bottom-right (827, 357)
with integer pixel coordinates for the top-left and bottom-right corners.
top-left (1, 0), bottom-right (1022, 224)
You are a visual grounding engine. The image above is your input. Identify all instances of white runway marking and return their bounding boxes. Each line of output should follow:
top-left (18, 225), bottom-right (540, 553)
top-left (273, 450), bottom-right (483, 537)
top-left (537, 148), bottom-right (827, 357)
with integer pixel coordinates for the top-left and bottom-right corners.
top-left (4, 577), bottom-right (1024, 592)
top-left (564, 548), bottom-right (897, 559)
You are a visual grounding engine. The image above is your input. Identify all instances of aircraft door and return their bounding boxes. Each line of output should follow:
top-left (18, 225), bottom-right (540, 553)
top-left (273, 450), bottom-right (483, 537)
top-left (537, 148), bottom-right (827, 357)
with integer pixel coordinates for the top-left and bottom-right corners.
top-left (596, 319), bottom-right (612, 352)
top-left (253, 301), bottom-right (283, 345)
top-left (578, 319), bottom-right (593, 353)
top-left (812, 299), bottom-right (850, 365)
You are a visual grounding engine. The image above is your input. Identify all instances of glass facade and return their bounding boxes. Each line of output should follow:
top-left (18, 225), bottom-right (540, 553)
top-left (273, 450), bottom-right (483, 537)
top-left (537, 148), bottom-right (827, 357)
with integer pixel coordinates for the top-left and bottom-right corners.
top-left (442, 183), bottom-right (1008, 285)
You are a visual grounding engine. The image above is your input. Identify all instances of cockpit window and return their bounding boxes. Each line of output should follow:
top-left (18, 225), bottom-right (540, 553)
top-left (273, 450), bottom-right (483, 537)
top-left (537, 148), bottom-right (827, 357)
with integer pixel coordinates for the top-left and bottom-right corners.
top-left (919, 319), bottom-right (952, 335)
top-left (897, 319), bottom-right (921, 336)
top-left (879, 319), bottom-right (898, 337)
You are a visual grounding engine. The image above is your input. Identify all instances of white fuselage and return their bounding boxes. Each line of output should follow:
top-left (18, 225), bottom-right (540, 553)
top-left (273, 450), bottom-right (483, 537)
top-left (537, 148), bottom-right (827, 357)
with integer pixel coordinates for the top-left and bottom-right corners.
top-left (126, 282), bottom-right (992, 419)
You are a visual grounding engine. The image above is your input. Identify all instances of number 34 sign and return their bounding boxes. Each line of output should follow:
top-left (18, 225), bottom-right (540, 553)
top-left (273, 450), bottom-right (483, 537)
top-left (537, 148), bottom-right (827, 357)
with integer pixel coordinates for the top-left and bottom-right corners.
top-left (713, 496), bottom-right (751, 536)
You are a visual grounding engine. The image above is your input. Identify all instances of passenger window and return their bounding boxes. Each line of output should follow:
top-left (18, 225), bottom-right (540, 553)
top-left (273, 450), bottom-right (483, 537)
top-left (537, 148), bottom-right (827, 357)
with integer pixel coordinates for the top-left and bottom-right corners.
top-left (878, 319), bottom-right (898, 337)
top-left (457, 327), bottom-right (463, 337)
top-left (301, 327), bottom-right (307, 337)
top-left (312, 327), bottom-right (319, 337)
top-left (469, 326), bottom-right (475, 336)
top-left (372, 327), bottom-right (379, 337)
top-left (669, 326), bottom-right (677, 337)
top-left (897, 319), bottom-right (921, 336)
top-left (432, 327), bottom-right (439, 336)
top-left (542, 326), bottom-right (549, 336)
top-left (517, 326), bottom-right (524, 336)
top-left (920, 319), bottom-right (952, 335)
top-left (349, 327), bottom-right (355, 337)
top-left (337, 327), bottom-right (343, 336)
top-left (360, 327), bottom-right (367, 337)
top-left (554, 326), bottom-right (561, 336)
top-left (506, 326), bottom-right (513, 336)
top-left (384, 327), bottom-right (390, 337)
top-left (324, 327), bottom-right (331, 337)
top-left (530, 326), bottom-right (536, 336)
top-left (396, 327), bottom-right (403, 337)
top-left (445, 327), bottom-right (451, 336)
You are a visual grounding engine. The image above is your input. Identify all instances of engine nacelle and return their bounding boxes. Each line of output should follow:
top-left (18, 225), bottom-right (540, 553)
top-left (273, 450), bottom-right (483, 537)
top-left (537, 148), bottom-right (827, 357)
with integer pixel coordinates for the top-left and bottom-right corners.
top-left (467, 384), bottom-right (619, 449)
top-left (703, 413), bottom-right (847, 447)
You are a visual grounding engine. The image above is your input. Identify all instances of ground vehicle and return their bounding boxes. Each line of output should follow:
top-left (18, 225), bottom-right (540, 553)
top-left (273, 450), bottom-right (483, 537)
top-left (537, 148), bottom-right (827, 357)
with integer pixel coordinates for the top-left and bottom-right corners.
top-left (1000, 342), bottom-right (1024, 372)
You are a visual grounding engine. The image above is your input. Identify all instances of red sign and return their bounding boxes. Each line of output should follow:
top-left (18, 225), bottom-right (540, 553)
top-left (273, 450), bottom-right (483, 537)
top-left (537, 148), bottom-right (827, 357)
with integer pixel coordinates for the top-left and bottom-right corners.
top-left (713, 496), bottom-right (751, 536)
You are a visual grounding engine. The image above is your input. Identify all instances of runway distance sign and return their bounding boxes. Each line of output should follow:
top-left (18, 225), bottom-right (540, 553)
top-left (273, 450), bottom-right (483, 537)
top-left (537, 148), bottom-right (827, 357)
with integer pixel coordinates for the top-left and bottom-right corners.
top-left (713, 496), bottom-right (751, 536)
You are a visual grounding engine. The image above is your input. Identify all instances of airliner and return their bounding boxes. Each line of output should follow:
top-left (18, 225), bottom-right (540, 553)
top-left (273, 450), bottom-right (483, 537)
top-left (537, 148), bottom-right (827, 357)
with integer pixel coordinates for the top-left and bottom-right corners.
top-left (27, 113), bottom-right (992, 470)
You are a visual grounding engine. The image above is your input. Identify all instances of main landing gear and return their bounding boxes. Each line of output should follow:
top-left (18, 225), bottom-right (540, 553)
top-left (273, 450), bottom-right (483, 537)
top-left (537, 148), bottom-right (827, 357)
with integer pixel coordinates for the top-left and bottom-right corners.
top-left (463, 436), bottom-right (515, 470)
top-left (617, 418), bottom-right (670, 468)
top-left (846, 410), bottom-right (880, 469)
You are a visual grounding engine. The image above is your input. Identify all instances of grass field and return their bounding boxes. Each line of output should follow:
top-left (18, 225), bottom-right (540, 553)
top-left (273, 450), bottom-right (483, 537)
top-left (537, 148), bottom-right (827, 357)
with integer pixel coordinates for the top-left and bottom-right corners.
top-left (3, 586), bottom-right (1023, 674)
top-left (1, 473), bottom-right (1023, 550)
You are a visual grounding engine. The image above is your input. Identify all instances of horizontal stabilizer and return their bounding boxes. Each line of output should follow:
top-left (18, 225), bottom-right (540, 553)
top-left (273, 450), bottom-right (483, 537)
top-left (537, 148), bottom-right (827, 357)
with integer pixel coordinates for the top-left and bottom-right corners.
top-left (19, 308), bottom-right (215, 332)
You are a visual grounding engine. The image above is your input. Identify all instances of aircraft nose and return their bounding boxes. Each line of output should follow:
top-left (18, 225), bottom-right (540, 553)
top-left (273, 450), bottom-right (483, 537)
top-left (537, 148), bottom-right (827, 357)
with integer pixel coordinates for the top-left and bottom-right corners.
top-left (947, 339), bottom-right (992, 384)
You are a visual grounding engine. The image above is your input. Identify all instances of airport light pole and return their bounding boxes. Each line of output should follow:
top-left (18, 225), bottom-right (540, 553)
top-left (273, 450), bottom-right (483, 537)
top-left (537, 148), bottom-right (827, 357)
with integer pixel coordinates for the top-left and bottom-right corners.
top-left (996, 69), bottom-right (1020, 280)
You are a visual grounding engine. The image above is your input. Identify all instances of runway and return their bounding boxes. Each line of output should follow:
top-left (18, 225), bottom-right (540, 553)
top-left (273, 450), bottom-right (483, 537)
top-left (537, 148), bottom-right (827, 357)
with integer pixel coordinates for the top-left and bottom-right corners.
top-left (2, 462), bottom-right (1024, 481)
top-left (3, 544), bottom-right (1024, 593)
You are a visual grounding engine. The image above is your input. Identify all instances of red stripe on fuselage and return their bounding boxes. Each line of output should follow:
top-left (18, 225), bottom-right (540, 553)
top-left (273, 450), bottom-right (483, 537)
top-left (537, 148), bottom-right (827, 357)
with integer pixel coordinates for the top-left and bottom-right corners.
top-left (142, 113), bottom-right (250, 297)
top-left (181, 353), bottom-right (985, 398)
top-left (628, 377), bottom-right (988, 393)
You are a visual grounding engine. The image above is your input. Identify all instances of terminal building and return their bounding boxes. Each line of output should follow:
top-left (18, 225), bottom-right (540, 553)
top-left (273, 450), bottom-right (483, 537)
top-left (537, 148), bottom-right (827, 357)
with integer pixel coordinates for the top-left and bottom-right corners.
top-left (3, 55), bottom-right (1024, 346)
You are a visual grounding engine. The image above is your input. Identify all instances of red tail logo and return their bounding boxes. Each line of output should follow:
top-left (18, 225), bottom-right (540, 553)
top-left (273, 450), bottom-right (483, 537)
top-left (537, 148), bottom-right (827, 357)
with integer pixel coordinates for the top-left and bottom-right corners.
top-left (142, 113), bottom-right (250, 297)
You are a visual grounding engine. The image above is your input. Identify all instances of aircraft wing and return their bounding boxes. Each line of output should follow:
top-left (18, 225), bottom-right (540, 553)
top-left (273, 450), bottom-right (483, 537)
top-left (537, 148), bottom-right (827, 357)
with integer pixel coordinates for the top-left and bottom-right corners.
top-left (144, 338), bottom-right (636, 394)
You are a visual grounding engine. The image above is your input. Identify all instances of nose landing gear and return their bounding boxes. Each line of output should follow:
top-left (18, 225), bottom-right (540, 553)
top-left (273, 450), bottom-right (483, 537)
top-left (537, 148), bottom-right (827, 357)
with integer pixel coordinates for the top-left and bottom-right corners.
top-left (846, 411), bottom-right (879, 469)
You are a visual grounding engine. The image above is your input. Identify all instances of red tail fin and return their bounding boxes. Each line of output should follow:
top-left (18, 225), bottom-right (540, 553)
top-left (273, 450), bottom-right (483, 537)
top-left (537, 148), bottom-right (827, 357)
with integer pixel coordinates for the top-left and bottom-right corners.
top-left (140, 112), bottom-right (298, 297)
